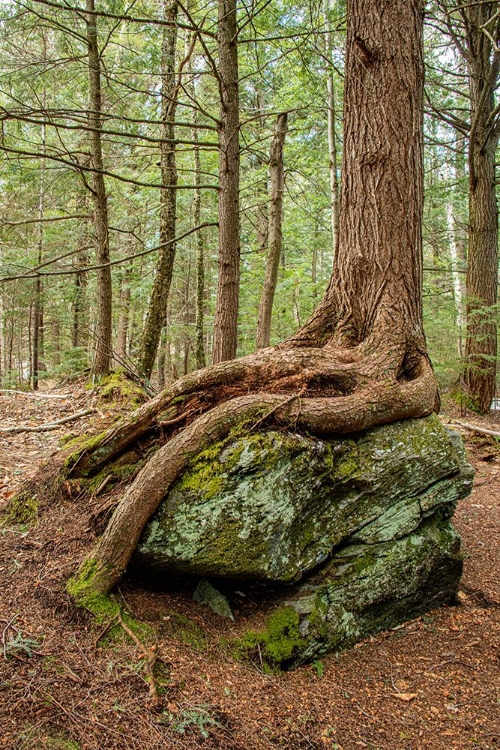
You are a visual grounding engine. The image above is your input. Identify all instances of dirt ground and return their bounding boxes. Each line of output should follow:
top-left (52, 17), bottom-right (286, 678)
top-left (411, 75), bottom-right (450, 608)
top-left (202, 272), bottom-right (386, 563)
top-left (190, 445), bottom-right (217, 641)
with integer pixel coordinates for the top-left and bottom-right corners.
top-left (0, 383), bottom-right (498, 750)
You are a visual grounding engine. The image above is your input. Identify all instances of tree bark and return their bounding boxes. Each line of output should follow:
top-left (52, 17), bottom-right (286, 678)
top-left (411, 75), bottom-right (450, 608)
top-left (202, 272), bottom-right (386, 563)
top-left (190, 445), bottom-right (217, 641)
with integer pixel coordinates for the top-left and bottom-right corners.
top-left (212, 0), bottom-right (240, 364)
top-left (463, 2), bottom-right (500, 412)
top-left (256, 113), bottom-right (288, 350)
top-left (86, 0), bottom-right (112, 379)
top-left (137, 0), bottom-right (179, 379)
top-left (325, 0), bottom-right (340, 260)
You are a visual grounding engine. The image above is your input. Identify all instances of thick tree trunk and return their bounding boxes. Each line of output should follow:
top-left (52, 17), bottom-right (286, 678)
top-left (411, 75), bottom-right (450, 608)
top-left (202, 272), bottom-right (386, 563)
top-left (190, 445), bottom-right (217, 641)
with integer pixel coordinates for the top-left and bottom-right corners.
top-left (256, 113), bottom-right (288, 349)
top-left (212, 0), bottom-right (240, 364)
top-left (86, 0), bottom-right (112, 379)
top-left (138, 0), bottom-right (179, 379)
top-left (463, 2), bottom-right (499, 412)
top-left (286, 0), bottom-right (425, 368)
top-left (56, 0), bottom-right (437, 602)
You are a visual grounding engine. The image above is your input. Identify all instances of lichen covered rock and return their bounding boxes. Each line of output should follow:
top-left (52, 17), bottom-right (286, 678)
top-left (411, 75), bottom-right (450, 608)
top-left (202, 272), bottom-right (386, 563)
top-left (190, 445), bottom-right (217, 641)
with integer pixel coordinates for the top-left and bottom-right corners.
top-left (131, 414), bottom-right (473, 666)
top-left (132, 415), bottom-right (472, 579)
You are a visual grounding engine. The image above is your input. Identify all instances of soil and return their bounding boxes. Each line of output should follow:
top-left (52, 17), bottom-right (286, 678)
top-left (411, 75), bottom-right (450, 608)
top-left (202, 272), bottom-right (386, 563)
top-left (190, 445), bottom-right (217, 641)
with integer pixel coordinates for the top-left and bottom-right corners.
top-left (0, 383), bottom-right (498, 750)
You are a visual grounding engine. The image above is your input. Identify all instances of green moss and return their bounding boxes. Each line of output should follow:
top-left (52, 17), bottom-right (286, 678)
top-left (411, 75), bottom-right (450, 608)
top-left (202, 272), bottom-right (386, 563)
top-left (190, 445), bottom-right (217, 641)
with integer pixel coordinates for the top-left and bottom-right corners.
top-left (67, 559), bottom-right (153, 643)
top-left (1, 492), bottom-right (38, 528)
top-left (66, 559), bottom-right (118, 622)
top-left (62, 430), bottom-right (109, 473)
top-left (17, 725), bottom-right (81, 750)
top-left (233, 607), bottom-right (306, 672)
top-left (165, 613), bottom-right (207, 651)
top-left (96, 370), bottom-right (147, 406)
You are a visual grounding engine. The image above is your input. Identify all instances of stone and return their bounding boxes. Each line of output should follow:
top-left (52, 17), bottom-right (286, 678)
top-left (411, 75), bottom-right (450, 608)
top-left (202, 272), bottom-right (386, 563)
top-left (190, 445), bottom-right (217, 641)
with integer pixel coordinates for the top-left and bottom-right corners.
top-left (131, 414), bottom-right (473, 667)
top-left (132, 414), bottom-right (473, 582)
top-left (193, 579), bottom-right (235, 621)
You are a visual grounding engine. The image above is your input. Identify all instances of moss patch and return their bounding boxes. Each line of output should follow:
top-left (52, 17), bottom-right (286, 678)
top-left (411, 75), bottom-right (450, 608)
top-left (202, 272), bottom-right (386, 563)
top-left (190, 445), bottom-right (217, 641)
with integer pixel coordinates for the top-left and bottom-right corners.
top-left (0, 492), bottom-right (38, 528)
top-left (95, 370), bottom-right (147, 406)
top-left (233, 607), bottom-right (306, 672)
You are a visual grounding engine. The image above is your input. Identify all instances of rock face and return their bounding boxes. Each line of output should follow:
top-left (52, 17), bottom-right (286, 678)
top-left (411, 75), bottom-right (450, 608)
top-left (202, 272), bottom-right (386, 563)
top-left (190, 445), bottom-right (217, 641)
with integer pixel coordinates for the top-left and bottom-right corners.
top-left (132, 414), bottom-right (473, 666)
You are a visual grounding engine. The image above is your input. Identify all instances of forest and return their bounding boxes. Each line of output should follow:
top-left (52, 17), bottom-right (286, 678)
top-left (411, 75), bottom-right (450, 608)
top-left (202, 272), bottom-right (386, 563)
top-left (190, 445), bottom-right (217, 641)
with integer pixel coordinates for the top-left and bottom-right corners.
top-left (0, 0), bottom-right (499, 748)
top-left (0, 0), bottom-right (497, 411)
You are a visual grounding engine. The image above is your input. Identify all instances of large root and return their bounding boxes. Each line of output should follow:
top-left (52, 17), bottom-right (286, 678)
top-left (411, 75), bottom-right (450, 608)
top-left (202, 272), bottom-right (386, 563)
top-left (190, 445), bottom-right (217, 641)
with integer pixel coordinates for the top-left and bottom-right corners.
top-left (67, 351), bottom-right (437, 601)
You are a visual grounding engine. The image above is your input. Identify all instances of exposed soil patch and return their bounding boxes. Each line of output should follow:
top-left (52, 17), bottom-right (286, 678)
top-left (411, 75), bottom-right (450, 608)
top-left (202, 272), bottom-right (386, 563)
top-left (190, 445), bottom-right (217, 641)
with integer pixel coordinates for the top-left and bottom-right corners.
top-left (0, 386), bottom-right (499, 750)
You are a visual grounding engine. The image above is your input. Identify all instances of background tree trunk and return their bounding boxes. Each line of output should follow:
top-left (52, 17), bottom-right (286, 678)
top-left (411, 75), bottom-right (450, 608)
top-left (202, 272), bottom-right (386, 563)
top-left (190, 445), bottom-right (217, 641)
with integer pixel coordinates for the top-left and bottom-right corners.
top-left (212, 0), bottom-right (240, 364)
top-left (86, 0), bottom-right (112, 379)
top-left (463, 2), bottom-right (499, 412)
top-left (256, 112), bottom-right (288, 349)
top-left (137, 0), bottom-right (179, 379)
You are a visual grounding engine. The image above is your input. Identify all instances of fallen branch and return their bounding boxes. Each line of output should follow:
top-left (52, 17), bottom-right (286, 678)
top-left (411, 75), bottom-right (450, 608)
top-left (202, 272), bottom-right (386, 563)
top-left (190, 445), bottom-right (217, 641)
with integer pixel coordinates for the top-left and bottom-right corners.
top-left (449, 420), bottom-right (500, 439)
top-left (0, 408), bottom-right (96, 434)
top-left (117, 609), bottom-right (163, 706)
top-left (0, 389), bottom-right (70, 399)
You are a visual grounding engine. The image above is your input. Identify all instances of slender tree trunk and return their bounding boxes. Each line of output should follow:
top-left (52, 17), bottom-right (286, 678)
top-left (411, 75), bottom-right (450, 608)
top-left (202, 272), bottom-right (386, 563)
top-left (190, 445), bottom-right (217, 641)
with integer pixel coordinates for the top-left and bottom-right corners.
top-left (212, 0), bottom-right (240, 364)
top-left (446, 201), bottom-right (465, 355)
top-left (256, 113), bottom-right (288, 349)
top-left (463, 3), bottom-right (500, 411)
top-left (138, 0), bottom-right (179, 379)
top-left (86, 0), bottom-right (112, 378)
top-left (325, 0), bottom-right (340, 259)
top-left (189, 50), bottom-right (206, 370)
top-left (73, 162), bottom-right (91, 351)
top-left (255, 91), bottom-right (269, 255)
top-left (32, 81), bottom-right (46, 391)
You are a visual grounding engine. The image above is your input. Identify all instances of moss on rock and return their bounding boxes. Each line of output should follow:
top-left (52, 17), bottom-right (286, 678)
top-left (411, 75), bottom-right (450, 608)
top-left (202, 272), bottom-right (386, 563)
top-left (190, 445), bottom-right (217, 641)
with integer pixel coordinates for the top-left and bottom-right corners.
top-left (132, 415), bottom-right (473, 582)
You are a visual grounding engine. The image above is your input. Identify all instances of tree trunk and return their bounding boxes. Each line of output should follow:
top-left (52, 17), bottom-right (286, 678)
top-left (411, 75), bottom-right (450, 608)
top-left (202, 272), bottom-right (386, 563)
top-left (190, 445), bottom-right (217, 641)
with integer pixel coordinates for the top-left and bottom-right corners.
top-left (463, 2), bottom-right (500, 412)
top-left (137, 0), bottom-right (179, 379)
top-left (325, 0), bottom-right (340, 260)
top-left (86, 0), bottom-right (112, 379)
top-left (190, 48), bottom-right (206, 370)
top-left (256, 113), bottom-right (288, 350)
top-left (212, 0), bottom-right (240, 364)
top-left (56, 0), bottom-right (437, 601)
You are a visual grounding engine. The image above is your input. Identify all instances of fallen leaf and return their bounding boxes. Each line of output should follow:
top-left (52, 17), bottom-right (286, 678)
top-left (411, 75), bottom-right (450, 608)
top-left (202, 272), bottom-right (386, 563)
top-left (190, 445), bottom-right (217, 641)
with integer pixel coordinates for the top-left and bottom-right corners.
top-left (391, 692), bottom-right (418, 702)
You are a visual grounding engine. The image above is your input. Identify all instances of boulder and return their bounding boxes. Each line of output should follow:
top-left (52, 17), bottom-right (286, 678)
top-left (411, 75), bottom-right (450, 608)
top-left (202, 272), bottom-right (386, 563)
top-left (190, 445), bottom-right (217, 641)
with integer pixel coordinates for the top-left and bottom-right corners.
top-left (131, 414), bottom-right (473, 666)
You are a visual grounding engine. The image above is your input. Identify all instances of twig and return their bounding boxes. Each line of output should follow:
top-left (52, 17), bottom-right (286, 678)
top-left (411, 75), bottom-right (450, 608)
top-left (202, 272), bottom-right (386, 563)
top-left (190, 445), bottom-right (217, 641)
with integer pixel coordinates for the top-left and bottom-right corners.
top-left (449, 419), bottom-right (500, 439)
top-left (157, 406), bottom-right (201, 429)
top-left (250, 388), bottom-right (306, 431)
top-left (94, 615), bottom-right (118, 648)
top-left (0, 408), bottom-right (96, 434)
top-left (0, 389), bottom-right (71, 399)
top-left (92, 474), bottom-right (113, 498)
top-left (117, 609), bottom-right (162, 706)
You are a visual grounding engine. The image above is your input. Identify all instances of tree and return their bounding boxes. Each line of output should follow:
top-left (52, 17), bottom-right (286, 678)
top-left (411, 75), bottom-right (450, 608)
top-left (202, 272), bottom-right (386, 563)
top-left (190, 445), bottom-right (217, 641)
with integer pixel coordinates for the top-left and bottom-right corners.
top-left (256, 112), bottom-right (288, 349)
top-left (462, 2), bottom-right (499, 411)
top-left (212, 0), bottom-right (241, 364)
top-left (137, 0), bottom-right (179, 380)
top-left (427, 1), bottom-right (500, 411)
top-left (61, 0), bottom-right (437, 601)
top-left (86, 0), bottom-right (113, 378)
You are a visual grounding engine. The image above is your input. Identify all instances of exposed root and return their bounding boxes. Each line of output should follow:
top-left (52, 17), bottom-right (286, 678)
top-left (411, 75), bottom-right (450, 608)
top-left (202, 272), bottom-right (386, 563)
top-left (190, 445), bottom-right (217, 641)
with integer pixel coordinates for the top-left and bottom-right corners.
top-left (67, 353), bottom-right (437, 599)
top-left (117, 609), bottom-right (165, 706)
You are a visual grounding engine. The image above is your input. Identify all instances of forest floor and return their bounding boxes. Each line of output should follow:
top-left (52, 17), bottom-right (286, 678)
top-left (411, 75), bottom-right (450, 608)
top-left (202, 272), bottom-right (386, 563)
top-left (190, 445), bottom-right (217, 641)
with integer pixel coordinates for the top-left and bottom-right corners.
top-left (0, 381), bottom-right (498, 750)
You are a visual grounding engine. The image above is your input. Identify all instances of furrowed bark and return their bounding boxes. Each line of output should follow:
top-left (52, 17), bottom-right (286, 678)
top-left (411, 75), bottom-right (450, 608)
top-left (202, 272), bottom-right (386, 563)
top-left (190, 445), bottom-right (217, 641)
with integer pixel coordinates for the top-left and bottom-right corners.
top-left (212, 0), bottom-right (240, 364)
top-left (138, 0), bottom-right (179, 379)
top-left (256, 113), bottom-right (288, 350)
top-left (86, 0), bottom-right (112, 379)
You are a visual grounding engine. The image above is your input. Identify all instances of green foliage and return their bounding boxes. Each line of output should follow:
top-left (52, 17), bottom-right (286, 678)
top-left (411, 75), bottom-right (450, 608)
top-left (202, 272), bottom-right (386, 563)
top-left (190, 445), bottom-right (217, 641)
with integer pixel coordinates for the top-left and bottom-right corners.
top-left (162, 703), bottom-right (223, 739)
top-left (3, 631), bottom-right (40, 659)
